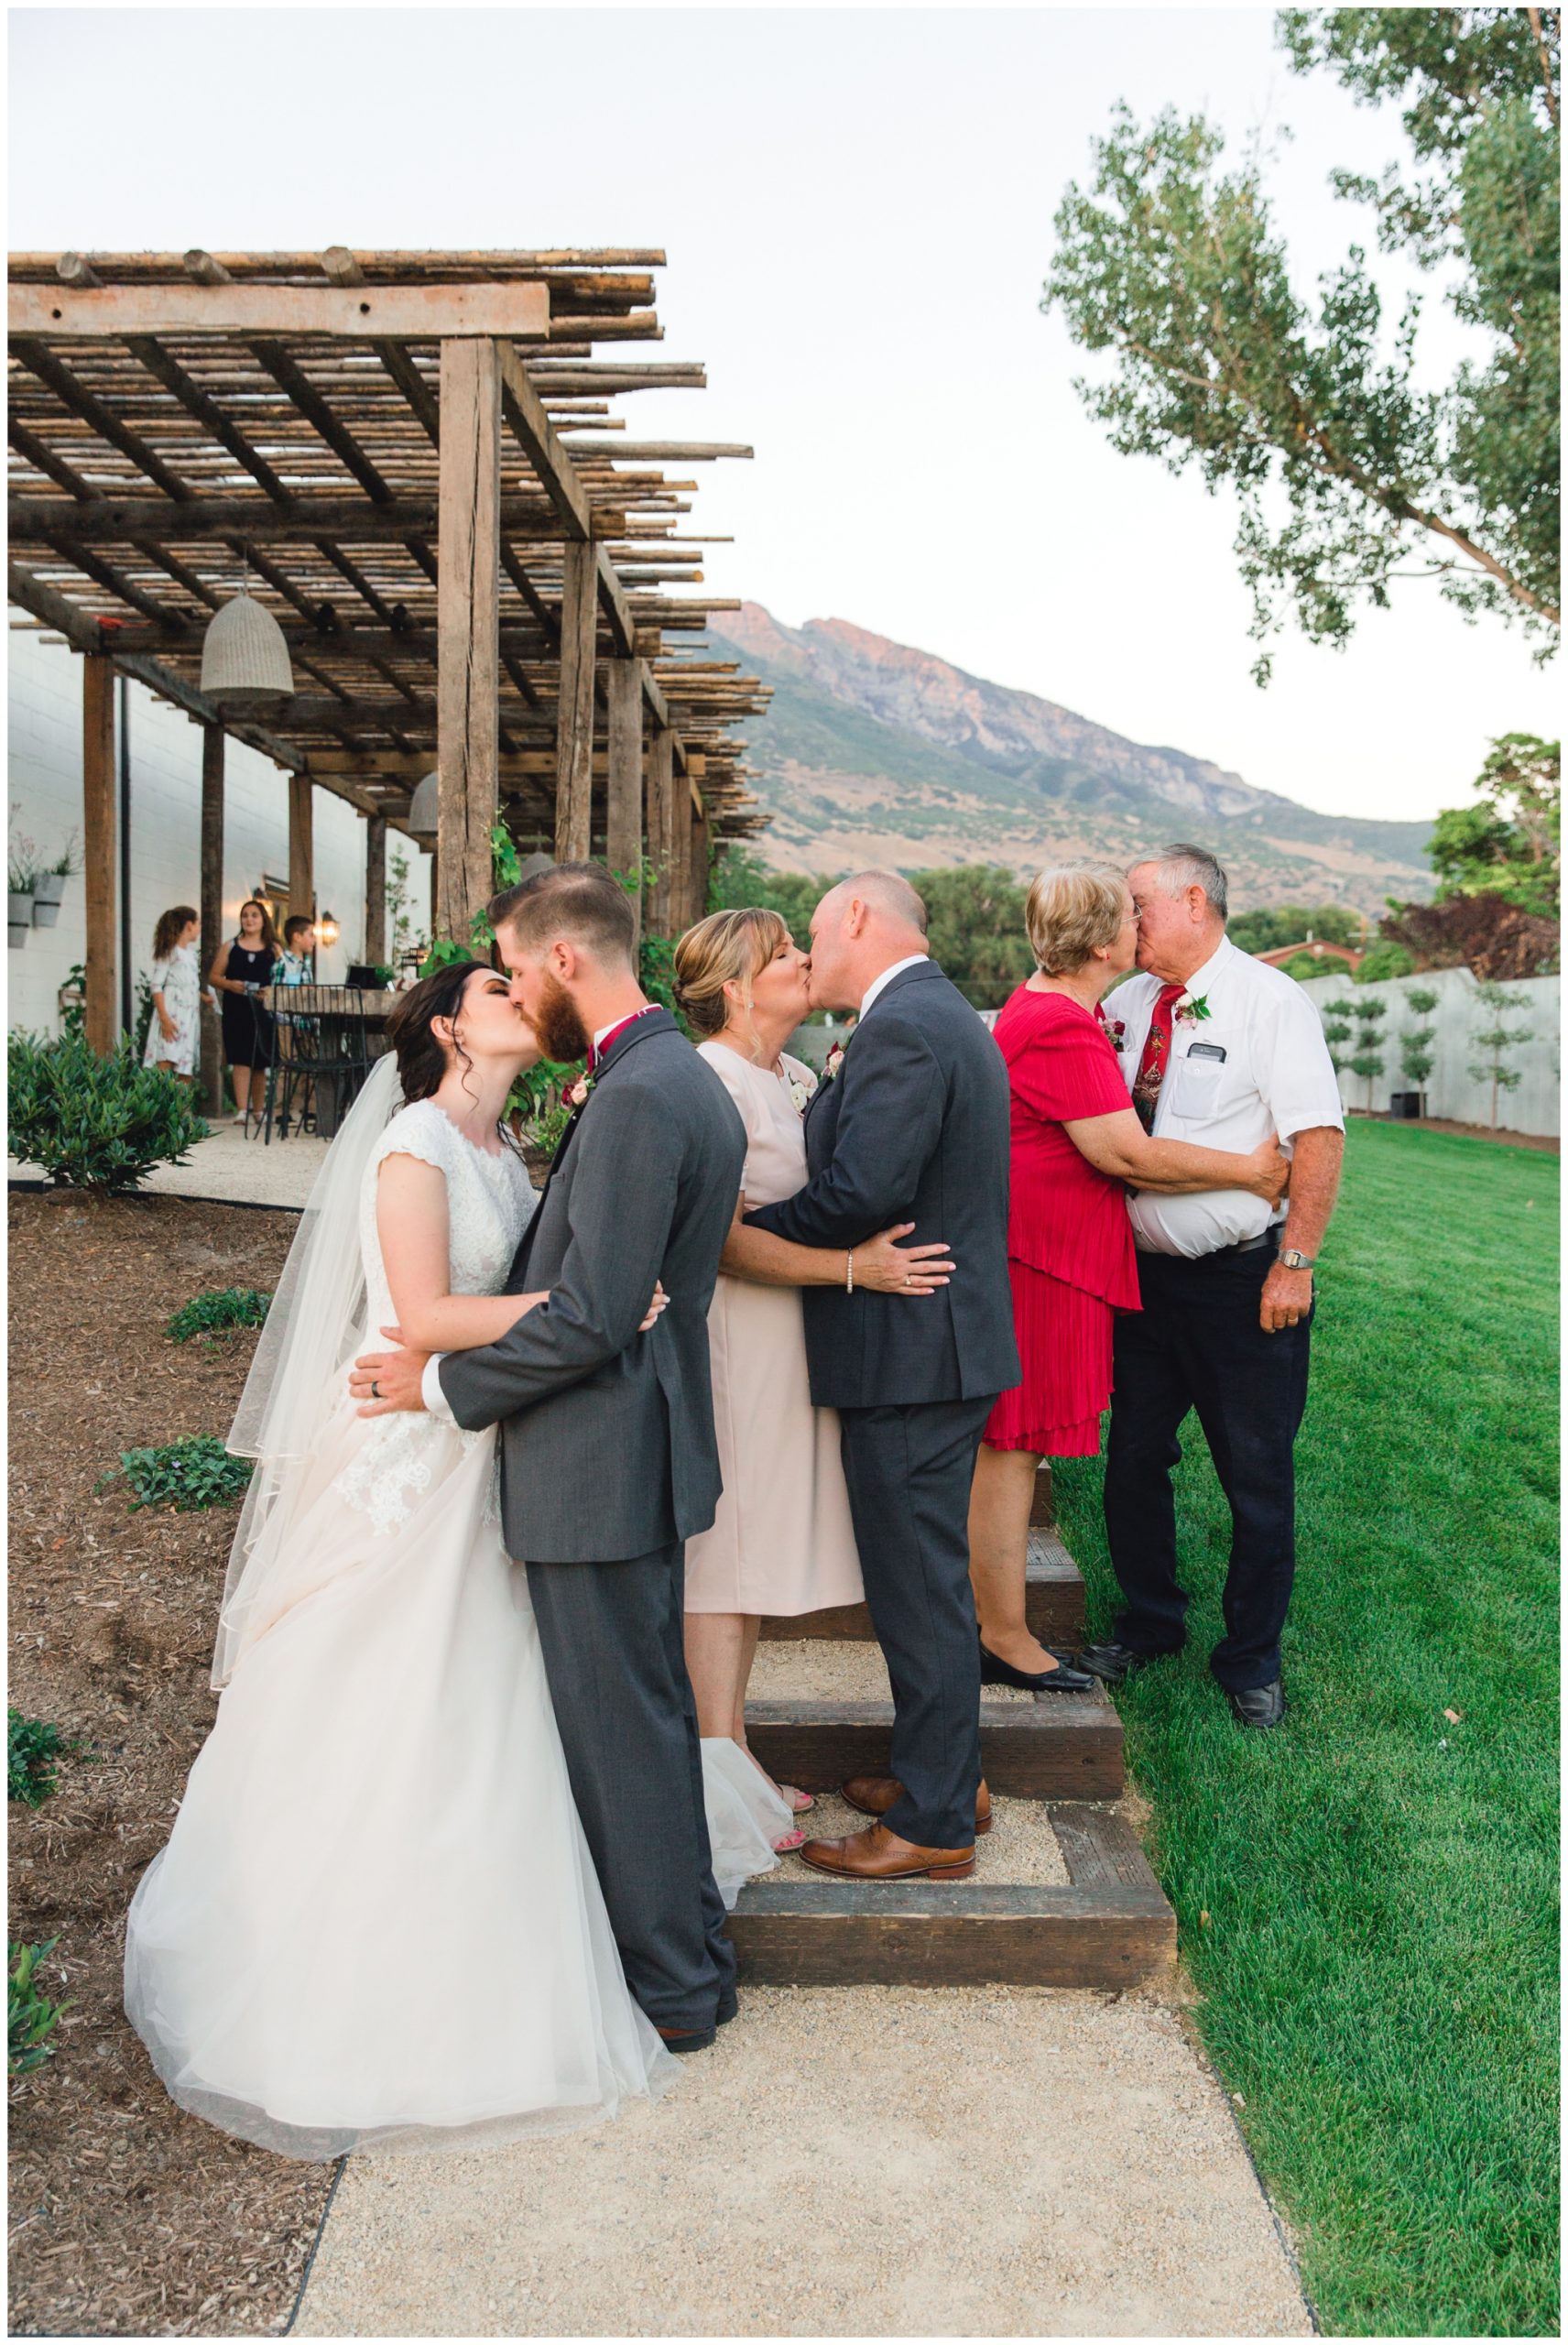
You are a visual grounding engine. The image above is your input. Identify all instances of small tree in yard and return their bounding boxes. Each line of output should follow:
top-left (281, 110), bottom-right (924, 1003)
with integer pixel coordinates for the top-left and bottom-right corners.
top-left (1467, 978), bottom-right (1534, 1128)
top-left (1321, 996), bottom-right (1356, 1074)
top-left (1348, 997), bottom-right (1388, 1109)
top-left (1399, 986), bottom-right (1442, 1100)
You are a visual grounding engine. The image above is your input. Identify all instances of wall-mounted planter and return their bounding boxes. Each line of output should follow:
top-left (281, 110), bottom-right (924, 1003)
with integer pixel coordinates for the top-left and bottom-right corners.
top-left (10, 889), bottom-right (36, 931)
top-left (33, 872), bottom-right (68, 910)
top-left (32, 897), bottom-right (61, 928)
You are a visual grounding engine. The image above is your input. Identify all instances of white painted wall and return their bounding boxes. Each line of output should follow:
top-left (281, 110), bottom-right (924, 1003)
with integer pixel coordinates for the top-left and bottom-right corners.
top-left (7, 619), bottom-right (432, 1042)
top-left (1297, 965), bottom-right (1560, 1137)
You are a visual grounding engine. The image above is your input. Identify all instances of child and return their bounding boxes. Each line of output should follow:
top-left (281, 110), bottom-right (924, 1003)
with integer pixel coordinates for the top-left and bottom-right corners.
top-left (274, 914), bottom-right (316, 985)
top-left (142, 906), bottom-right (213, 1080)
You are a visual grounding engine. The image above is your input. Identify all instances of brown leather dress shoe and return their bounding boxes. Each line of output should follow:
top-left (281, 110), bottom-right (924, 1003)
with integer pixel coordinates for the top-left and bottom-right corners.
top-left (841, 1773), bottom-right (993, 1836)
top-left (797, 1822), bottom-right (975, 1881)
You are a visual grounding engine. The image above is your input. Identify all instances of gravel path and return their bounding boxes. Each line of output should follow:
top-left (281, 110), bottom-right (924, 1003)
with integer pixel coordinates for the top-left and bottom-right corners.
top-left (11, 1119), bottom-right (329, 1210)
top-left (294, 1985), bottom-right (1310, 2337)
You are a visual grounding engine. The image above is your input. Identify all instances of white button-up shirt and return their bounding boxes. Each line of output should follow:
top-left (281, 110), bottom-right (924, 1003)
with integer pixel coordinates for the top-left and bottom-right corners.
top-left (858, 953), bottom-right (929, 1020)
top-left (1113, 934), bottom-right (1344, 1259)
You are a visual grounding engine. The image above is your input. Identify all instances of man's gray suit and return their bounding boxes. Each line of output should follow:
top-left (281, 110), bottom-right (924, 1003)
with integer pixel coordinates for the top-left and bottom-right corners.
top-left (747, 960), bottom-right (1018, 1849)
top-left (438, 1009), bottom-right (747, 2033)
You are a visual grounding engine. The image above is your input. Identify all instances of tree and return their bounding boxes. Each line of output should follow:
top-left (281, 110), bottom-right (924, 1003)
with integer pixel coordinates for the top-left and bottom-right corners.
top-left (1227, 901), bottom-right (1360, 954)
top-left (1348, 993), bottom-right (1388, 1107)
top-left (1320, 995), bottom-right (1356, 1072)
top-left (1355, 940), bottom-right (1416, 981)
top-left (1399, 983), bottom-right (1441, 1096)
top-left (1379, 888), bottom-right (1560, 976)
top-left (1466, 976), bottom-right (1534, 1125)
top-left (1043, 11), bottom-right (1560, 682)
top-left (1428, 731), bottom-right (1561, 913)
top-left (909, 867), bottom-right (1036, 1008)
top-left (709, 845), bottom-right (833, 949)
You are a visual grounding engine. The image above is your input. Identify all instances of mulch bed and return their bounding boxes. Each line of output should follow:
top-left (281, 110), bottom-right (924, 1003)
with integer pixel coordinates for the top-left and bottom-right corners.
top-left (8, 1191), bottom-right (334, 2339)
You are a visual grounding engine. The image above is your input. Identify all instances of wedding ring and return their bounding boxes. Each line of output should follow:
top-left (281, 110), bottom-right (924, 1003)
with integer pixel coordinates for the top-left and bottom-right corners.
top-left (371, 1380), bottom-right (381, 1400)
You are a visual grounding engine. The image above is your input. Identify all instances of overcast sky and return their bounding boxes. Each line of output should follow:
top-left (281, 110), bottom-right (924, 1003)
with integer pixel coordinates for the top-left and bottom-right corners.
top-left (10, 4), bottom-right (1558, 823)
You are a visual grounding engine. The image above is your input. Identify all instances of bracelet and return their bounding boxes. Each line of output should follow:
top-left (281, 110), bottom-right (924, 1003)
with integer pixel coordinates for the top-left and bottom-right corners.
top-left (845, 1249), bottom-right (855, 1293)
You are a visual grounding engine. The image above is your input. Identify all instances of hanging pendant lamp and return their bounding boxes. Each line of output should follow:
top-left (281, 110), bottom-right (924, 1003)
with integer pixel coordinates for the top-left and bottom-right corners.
top-left (200, 594), bottom-right (295, 708)
top-left (408, 770), bottom-right (440, 839)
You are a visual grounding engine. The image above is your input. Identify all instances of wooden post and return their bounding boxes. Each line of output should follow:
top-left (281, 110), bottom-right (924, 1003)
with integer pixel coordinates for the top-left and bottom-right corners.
top-left (289, 770), bottom-right (314, 934)
top-left (606, 657), bottom-right (644, 938)
top-left (646, 725), bottom-right (676, 934)
top-left (82, 655), bottom-right (116, 1053)
top-left (437, 338), bottom-right (502, 942)
top-left (669, 764), bottom-right (694, 933)
top-left (365, 813), bottom-right (387, 966)
top-left (554, 540), bottom-right (597, 863)
top-left (690, 790), bottom-right (712, 927)
top-left (199, 725), bottom-right (224, 1114)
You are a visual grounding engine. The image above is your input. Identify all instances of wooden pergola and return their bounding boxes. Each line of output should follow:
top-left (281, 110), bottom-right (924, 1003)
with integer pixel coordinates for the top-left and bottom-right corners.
top-left (7, 246), bottom-right (769, 1053)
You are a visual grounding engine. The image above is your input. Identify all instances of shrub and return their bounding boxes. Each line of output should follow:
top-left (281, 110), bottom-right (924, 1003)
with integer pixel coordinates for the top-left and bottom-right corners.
top-left (166, 1287), bottom-right (272, 1344)
top-left (1355, 943), bottom-right (1416, 984)
top-left (8, 1032), bottom-right (208, 1194)
top-left (9, 1941), bottom-right (69, 2077)
top-left (107, 1437), bottom-right (254, 1512)
top-left (7, 1710), bottom-right (89, 1808)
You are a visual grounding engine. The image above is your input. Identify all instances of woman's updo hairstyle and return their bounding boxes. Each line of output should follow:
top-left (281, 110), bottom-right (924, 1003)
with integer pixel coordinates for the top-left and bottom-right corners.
top-left (386, 959), bottom-right (488, 1102)
top-left (673, 908), bottom-right (791, 1042)
top-left (1025, 861), bottom-right (1128, 977)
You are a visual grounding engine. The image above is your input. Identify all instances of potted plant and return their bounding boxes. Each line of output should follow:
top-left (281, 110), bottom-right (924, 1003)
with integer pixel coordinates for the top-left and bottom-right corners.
top-left (8, 812), bottom-right (38, 949)
top-left (32, 833), bottom-right (82, 926)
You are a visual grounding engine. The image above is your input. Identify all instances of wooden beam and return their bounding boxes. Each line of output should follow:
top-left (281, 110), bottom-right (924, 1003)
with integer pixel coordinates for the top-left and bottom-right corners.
top-left (199, 726), bottom-right (225, 1115)
top-left (10, 281), bottom-right (551, 340)
top-left (435, 338), bottom-right (502, 943)
top-left (82, 657), bottom-right (117, 1053)
top-left (554, 539), bottom-right (597, 862)
top-left (606, 658), bottom-right (644, 935)
top-left (689, 791), bottom-right (712, 926)
top-left (646, 723), bottom-right (676, 934)
top-left (365, 813), bottom-right (387, 966)
top-left (289, 772), bottom-right (314, 927)
top-left (7, 495), bottom-right (582, 546)
top-left (668, 736), bottom-right (694, 932)
top-left (495, 339), bottom-right (591, 540)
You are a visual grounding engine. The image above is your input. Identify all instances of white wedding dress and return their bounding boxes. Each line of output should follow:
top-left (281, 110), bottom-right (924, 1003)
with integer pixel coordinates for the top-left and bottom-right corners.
top-left (124, 1097), bottom-right (691, 2159)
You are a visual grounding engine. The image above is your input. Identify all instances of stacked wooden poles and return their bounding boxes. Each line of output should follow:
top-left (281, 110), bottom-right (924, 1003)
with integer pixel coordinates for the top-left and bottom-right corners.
top-left (554, 540), bottom-right (597, 863)
top-left (436, 338), bottom-right (502, 943)
top-left (199, 725), bottom-right (225, 1114)
top-left (82, 655), bottom-right (116, 1053)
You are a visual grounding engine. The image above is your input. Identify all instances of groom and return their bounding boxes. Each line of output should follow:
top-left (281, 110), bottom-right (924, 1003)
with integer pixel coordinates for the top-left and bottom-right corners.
top-left (353, 863), bottom-right (747, 2052)
top-left (746, 873), bottom-right (1018, 1879)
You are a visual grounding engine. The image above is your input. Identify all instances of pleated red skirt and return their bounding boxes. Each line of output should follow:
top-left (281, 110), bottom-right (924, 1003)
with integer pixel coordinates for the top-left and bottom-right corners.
top-left (985, 1260), bottom-right (1116, 1458)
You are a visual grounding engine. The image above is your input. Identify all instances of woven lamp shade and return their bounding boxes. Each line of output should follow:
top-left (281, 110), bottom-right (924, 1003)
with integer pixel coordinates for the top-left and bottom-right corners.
top-left (200, 594), bottom-right (295, 707)
top-left (408, 771), bottom-right (440, 838)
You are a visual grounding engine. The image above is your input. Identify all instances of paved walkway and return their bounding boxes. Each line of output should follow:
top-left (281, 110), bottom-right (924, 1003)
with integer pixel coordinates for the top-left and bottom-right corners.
top-left (294, 1983), bottom-right (1311, 2338)
top-left (10, 1118), bottom-right (327, 1211)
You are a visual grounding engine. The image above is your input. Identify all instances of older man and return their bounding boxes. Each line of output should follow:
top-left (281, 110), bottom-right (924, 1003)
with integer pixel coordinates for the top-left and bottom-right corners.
top-left (1079, 845), bottom-right (1345, 1728)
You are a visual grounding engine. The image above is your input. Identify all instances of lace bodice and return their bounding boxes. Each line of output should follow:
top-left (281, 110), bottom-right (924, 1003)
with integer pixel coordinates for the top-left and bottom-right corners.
top-left (338, 1101), bottom-right (539, 1534)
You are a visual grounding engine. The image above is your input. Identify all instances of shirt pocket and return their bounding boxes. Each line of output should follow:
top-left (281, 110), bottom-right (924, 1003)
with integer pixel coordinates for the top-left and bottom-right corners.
top-left (1167, 1046), bottom-right (1228, 1121)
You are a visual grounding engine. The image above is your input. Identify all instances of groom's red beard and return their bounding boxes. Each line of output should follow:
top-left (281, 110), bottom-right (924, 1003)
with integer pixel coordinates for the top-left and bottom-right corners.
top-left (530, 971), bottom-right (592, 1067)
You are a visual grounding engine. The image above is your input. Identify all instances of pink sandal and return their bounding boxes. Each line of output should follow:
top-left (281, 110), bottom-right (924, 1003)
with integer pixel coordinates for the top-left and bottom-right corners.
top-left (772, 1828), bottom-right (806, 1853)
top-left (781, 1786), bottom-right (814, 1815)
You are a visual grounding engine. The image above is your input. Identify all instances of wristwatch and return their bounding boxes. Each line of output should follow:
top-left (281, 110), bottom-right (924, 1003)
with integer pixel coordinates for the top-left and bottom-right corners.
top-left (1279, 1248), bottom-right (1315, 1271)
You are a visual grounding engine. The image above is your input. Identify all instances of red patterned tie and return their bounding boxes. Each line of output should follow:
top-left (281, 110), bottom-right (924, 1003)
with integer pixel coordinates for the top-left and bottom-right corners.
top-left (1131, 982), bottom-right (1184, 1134)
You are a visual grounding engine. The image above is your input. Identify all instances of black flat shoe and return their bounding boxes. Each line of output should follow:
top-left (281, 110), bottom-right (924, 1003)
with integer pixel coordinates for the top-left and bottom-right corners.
top-left (1227, 1680), bottom-right (1288, 1729)
top-left (1075, 1641), bottom-right (1171, 1687)
top-left (979, 1642), bottom-right (1094, 1693)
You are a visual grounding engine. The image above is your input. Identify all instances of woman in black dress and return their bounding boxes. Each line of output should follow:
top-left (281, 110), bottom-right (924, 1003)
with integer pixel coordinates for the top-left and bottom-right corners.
top-left (208, 900), bottom-right (278, 1121)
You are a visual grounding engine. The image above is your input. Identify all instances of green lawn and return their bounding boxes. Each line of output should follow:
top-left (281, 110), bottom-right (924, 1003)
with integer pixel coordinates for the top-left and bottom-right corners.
top-left (1054, 1120), bottom-right (1559, 2337)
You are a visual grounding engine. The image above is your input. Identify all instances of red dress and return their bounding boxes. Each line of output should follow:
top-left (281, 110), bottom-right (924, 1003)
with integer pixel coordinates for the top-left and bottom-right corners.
top-left (985, 987), bottom-right (1141, 1457)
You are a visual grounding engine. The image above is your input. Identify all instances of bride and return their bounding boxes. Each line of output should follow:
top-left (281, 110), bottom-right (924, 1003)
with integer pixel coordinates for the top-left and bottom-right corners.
top-left (124, 959), bottom-right (693, 2159)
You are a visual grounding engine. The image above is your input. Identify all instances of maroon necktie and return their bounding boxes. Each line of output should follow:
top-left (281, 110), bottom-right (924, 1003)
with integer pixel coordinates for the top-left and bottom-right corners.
top-left (1131, 983), bottom-right (1184, 1134)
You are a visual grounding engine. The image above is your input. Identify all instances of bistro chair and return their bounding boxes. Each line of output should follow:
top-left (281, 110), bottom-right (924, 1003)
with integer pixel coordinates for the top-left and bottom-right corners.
top-left (259, 987), bottom-right (390, 1144)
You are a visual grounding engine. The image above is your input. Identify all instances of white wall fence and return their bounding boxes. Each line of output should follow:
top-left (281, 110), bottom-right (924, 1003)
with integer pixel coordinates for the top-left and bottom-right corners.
top-left (7, 621), bottom-right (433, 1044)
top-left (1297, 966), bottom-right (1560, 1137)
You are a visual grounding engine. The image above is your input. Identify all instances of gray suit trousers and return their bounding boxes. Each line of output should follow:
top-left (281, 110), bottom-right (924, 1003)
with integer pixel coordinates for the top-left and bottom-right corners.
top-left (523, 1542), bottom-right (735, 2033)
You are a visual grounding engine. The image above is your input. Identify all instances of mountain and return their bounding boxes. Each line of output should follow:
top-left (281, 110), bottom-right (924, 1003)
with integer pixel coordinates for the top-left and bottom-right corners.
top-left (713, 605), bottom-right (1432, 913)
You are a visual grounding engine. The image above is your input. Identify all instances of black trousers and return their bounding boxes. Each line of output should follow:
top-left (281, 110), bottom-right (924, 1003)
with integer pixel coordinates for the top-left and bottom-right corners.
top-left (524, 1541), bottom-right (735, 2034)
top-left (838, 1394), bottom-right (996, 1849)
top-left (1104, 1244), bottom-right (1314, 1691)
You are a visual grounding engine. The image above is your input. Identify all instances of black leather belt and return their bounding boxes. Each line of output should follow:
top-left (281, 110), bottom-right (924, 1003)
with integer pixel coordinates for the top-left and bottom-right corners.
top-left (1222, 1227), bottom-right (1281, 1257)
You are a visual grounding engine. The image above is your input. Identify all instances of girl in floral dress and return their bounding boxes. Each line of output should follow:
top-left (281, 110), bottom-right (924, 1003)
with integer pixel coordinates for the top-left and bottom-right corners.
top-left (142, 906), bottom-right (212, 1081)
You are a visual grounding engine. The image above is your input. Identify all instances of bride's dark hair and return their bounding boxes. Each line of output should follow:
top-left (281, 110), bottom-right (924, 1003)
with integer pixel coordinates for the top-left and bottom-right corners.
top-left (385, 960), bottom-right (488, 1103)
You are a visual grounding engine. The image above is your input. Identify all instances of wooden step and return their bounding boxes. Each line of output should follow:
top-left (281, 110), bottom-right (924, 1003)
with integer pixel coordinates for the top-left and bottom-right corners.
top-left (726, 1803), bottom-right (1173, 1989)
top-left (745, 1687), bottom-right (1122, 1801)
top-left (761, 1525), bottom-right (1083, 1645)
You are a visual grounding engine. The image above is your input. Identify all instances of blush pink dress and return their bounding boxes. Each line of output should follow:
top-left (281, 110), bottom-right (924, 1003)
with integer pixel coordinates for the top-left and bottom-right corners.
top-left (684, 1043), bottom-right (865, 1617)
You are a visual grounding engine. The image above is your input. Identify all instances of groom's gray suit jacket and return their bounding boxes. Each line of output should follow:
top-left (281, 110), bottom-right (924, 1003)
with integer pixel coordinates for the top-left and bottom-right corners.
top-left (437, 1008), bottom-right (747, 1564)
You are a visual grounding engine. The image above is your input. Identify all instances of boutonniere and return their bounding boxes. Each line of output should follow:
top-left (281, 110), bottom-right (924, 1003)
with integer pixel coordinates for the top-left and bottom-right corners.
top-left (786, 1071), bottom-right (815, 1117)
top-left (1105, 1017), bottom-right (1128, 1053)
top-left (822, 1043), bottom-right (846, 1084)
top-left (1174, 992), bottom-right (1212, 1026)
top-left (565, 1069), bottom-right (594, 1108)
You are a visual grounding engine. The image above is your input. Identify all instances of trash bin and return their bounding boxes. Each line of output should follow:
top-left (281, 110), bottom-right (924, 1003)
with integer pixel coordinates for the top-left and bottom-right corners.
top-left (1388, 1091), bottom-right (1424, 1120)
